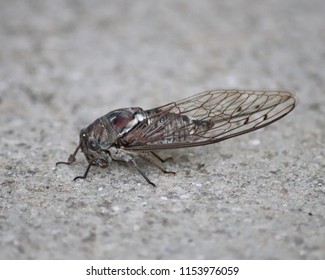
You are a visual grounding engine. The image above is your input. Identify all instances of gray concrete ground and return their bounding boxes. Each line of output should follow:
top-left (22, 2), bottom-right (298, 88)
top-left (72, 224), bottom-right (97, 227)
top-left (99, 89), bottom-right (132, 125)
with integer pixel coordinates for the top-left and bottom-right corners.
top-left (0, 0), bottom-right (324, 259)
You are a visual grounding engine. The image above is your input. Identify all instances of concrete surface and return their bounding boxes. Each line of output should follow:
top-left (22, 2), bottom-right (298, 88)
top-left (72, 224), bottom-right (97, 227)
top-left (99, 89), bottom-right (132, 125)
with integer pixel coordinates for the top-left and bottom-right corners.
top-left (0, 0), bottom-right (324, 259)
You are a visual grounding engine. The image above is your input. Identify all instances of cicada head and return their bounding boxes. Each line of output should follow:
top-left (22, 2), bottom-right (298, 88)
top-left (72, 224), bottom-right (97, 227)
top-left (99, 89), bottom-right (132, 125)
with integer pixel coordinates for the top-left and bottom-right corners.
top-left (79, 117), bottom-right (117, 167)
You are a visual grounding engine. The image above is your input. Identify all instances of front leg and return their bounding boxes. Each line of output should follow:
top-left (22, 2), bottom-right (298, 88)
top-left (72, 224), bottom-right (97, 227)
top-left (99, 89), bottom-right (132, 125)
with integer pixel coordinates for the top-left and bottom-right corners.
top-left (56, 144), bottom-right (81, 166)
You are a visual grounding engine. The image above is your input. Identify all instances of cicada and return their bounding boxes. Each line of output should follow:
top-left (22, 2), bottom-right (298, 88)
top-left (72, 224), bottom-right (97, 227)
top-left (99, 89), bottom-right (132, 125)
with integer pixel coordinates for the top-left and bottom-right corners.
top-left (56, 89), bottom-right (296, 186)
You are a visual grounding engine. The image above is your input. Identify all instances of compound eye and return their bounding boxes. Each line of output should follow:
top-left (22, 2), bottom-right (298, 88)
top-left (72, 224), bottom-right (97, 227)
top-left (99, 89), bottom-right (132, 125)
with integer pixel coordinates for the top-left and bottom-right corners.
top-left (87, 138), bottom-right (99, 151)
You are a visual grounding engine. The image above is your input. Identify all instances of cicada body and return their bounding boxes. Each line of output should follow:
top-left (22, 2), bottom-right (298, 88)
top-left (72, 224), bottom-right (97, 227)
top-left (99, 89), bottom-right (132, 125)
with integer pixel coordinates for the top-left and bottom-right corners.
top-left (56, 89), bottom-right (296, 186)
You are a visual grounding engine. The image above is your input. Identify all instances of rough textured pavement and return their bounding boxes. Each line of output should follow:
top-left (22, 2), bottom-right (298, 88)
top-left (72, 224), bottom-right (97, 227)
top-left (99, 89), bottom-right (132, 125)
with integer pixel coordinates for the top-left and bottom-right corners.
top-left (1, 0), bottom-right (324, 259)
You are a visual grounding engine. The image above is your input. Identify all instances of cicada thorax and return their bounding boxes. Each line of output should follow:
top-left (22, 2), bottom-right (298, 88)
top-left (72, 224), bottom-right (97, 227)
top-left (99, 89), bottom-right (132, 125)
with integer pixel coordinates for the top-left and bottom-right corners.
top-left (105, 108), bottom-right (148, 136)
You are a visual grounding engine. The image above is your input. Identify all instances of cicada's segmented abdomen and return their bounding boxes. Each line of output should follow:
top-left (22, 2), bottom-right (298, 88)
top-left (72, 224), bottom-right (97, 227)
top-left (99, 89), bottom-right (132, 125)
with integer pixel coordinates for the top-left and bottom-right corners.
top-left (145, 109), bottom-right (214, 144)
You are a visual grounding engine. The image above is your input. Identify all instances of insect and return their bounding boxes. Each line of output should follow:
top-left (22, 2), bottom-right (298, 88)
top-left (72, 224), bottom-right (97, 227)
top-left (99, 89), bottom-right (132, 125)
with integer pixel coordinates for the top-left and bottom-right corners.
top-left (56, 89), bottom-right (296, 186)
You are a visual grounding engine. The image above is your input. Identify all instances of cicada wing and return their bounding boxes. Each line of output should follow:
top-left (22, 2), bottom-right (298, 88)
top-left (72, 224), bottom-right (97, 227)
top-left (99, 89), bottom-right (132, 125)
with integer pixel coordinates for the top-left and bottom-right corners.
top-left (123, 89), bottom-right (296, 151)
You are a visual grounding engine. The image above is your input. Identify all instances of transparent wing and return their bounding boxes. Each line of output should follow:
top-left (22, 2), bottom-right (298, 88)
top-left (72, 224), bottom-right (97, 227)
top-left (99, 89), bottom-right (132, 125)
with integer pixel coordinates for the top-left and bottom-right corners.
top-left (123, 89), bottom-right (296, 151)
